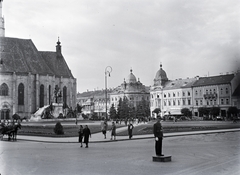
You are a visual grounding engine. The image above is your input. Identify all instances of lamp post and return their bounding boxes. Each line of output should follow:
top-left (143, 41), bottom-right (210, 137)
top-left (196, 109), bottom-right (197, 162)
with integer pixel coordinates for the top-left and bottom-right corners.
top-left (105, 66), bottom-right (112, 120)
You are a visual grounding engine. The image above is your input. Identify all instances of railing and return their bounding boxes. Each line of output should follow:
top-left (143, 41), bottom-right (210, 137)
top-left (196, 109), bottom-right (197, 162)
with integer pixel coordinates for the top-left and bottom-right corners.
top-left (203, 93), bottom-right (217, 99)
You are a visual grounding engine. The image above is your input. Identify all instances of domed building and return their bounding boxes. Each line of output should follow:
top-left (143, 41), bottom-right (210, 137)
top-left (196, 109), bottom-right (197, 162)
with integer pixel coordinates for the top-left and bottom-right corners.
top-left (110, 69), bottom-right (150, 110)
top-left (0, 0), bottom-right (76, 120)
top-left (154, 63), bottom-right (168, 86)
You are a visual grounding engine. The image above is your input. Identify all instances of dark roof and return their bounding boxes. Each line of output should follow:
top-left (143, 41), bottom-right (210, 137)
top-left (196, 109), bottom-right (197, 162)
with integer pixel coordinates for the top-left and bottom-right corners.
top-left (232, 84), bottom-right (240, 96)
top-left (162, 78), bottom-right (197, 90)
top-left (0, 37), bottom-right (74, 78)
top-left (192, 74), bottom-right (234, 87)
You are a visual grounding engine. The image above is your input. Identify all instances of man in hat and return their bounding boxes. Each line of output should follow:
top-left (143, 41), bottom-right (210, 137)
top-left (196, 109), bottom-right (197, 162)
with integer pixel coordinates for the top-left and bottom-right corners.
top-left (153, 117), bottom-right (164, 156)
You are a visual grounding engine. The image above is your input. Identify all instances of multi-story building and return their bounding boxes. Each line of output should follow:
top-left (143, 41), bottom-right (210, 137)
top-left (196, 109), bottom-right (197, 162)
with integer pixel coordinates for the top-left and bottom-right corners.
top-left (0, 0), bottom-right (76, 120)
top-left (77, 90), bottom-right (112, 118)
top-left (110, 69), bottom-right (150, 110)
top-left (150, 63), bottom-right (240, 118)
top-left (192, 73), bottom-right (240, 117)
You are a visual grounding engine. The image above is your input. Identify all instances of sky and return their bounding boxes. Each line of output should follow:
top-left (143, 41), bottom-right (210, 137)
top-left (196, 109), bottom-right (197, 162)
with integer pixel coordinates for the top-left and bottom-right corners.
top-left (2, 0), bottom-right (240, 93)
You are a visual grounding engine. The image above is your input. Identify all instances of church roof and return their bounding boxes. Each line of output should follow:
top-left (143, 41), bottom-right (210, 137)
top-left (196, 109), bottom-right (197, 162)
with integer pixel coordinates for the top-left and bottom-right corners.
top-left (163, 77), bottom-right (197, 90)
top-left (0, 37), bottom-right (74, 78)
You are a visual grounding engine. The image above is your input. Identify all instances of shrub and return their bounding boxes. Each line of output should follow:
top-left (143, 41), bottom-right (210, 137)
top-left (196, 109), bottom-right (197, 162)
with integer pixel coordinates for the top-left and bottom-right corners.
top-left (54, 122), bottom-right (64, 135)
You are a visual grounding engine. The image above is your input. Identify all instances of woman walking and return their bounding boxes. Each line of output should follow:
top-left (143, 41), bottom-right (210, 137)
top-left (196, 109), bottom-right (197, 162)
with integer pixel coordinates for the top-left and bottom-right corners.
top-left (83, 125), bottom-right (91, 148)
top-left (128, 122), bottom-right (134, 139)
top-left (78, 125), bottom-right (84, 147)
top-left (110, 122), bottom-right (116, 140)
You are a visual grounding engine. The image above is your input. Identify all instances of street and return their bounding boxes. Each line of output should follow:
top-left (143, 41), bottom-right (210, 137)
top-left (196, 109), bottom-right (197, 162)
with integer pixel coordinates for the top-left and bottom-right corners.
top-left (1, 131), bottom-right (240, 175)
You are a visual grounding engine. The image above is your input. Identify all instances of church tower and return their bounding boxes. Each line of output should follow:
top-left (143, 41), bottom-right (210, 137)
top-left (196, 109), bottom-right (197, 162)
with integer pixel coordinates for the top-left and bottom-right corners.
top-left (0, 0), bottom-right (5, 37)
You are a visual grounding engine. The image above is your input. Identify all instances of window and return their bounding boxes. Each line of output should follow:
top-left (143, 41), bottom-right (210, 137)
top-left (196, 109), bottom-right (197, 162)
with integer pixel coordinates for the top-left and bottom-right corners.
top-left (63, 86), bottom-right (67, 105)
top-left (196, 100), bottom-right (198, 106)
top-left (168, 100), bottom-right (171, 106)
top-left (164, 101), bottom-right (166, 106)
top-left (210, 89), bottom-right (212, 94)
top-left (226, 88), bottom-right (229, 94)
top-left (183, 92), bottom-right (185, 96)
top-left (206, 89), bottom-right (208, 94)
top-left (18, 83), bottom-right (24, 105)
top-left (164, 93), bottom-right (166, 98)
top-left (168, 93), bottom-right (171, 97)
top-left (49, 85), bottom-right (51, 104)
top-left (220, 88), bottom-right (223, 95)
top-left (0, 83), bottom-right (8, 96)
top-left (178, 100), bottom-right (180, 105)
top-left (188, 99), bottom-right (191, 105)
top-left (221, 99), bottom-right (224, 105)
top-left (173, 100), bottom-right (176, 106)
top-left (207, 100), bottom-right (209, 105)
top-left (200, 100), bottom-right (203, 105)
top-left (188, 91), bottom-right (190, 96)
top-left (183, 99), bottom-right (185, 105)
top-left (195, 90), bottom-right (198, 96)
top-left (173, 93), bottom-right (175, 97)
top-left (200, 90), bottom-right (202, 96)
top-left (226, 98), bottom-right (229, 105)
top-left (40, 85), bottom-right (44, 107)
top-left (214, 100), bottom-right (217, 105)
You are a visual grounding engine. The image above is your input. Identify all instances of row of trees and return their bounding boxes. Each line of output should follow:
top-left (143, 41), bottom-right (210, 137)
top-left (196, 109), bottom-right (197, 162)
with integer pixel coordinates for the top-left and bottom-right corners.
top-left (152, 106), bottom-right (239, 118)
top-left (109, 97), bottom-right (150, 120)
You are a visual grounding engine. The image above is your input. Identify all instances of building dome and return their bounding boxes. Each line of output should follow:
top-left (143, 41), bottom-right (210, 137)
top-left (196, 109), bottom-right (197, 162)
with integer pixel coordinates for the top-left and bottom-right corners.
top-left (127, 69), bottom-right (137, 83)
top-left (155, 64), bottom-right (167, 80)
top-left (154, 63), bottom-right (168, 86)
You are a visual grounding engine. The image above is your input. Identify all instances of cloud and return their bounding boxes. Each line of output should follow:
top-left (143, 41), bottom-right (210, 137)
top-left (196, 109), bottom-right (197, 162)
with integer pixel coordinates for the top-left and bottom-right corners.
top-left (3, 0), bottom-right (240, 92)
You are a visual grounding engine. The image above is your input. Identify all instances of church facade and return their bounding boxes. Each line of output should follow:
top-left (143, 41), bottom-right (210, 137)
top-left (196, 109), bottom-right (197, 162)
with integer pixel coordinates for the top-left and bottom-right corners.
top-left (0, 0), bottom-right (76, 120)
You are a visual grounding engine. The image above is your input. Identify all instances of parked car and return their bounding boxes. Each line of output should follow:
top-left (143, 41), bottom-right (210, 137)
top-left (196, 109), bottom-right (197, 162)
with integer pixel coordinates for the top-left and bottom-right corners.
top-left (216, 116), bottom-right (223, 121)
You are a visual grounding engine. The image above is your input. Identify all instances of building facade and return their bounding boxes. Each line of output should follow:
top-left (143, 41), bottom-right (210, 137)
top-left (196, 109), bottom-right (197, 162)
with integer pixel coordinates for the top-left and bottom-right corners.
top-left (110, 69), bottom-right (150, 110)
top-left (150, 63), bottom-right (240, 118)
top-left (0, 1), bottom-right (76, 120)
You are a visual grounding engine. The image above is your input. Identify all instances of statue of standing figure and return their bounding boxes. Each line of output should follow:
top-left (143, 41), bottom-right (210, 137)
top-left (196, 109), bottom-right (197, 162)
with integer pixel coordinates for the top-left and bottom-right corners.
top-left (54, 86), bottom-right (62, 103)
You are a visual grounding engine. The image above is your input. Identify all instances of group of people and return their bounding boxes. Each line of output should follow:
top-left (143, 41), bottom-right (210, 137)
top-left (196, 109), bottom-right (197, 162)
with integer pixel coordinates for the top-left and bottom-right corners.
top-left (77, 118), bottom-right (164, 157)
top-left (78, 125), bottom-right (91, 148)
top-left (101, 120), bottom-right (135, 140)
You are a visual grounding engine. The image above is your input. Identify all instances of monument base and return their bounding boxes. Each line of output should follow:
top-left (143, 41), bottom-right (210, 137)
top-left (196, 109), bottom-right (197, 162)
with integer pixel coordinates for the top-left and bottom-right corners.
top-left (152, 155), bottom-right (172, 162)
top-left (52, 103), bottom-right (63, 118)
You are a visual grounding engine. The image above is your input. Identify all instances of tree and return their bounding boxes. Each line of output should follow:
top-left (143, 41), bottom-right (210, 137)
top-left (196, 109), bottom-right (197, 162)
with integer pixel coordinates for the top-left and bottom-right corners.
top-left (181, 108), bottom-right (192, 117)
top-left (54, 122), bottom-right (64, 135)
top-left (227, 106), bottom-right (239, 117)
top-left (153, 108), bottom-right (161, 116)
top-left (109, 104), bottom-right (117, 120)
top-left (77, 104), bottom-right (83, 114)
top-left (137, 98), bottom-right (150, 118)
top-left (198, 107), bottom-right (209, 117)
top-left (209, 107), bottom-right (220, 117)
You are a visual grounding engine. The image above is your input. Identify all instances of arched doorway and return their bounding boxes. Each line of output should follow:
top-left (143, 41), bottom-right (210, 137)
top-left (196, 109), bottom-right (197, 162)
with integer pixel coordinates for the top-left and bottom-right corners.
top-left (0, 102), bottom-right (10, 120)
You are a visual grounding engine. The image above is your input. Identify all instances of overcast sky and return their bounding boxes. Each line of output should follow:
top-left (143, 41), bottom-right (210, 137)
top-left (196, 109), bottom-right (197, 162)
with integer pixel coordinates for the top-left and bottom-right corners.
top-left (3, 0), bottom-right (240, 92)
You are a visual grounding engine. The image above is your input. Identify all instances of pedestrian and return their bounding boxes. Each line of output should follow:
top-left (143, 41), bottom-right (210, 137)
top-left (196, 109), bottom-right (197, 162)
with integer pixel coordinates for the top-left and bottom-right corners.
top-left (83, 125), bottom-right (91, 148)
top-left (101, 120), bottom-right (108, 139)
top-left (128, 122), bottom-right (134, 139)
top-left (153, 117), bottom-right (164, 156)
top-left (110, 122), bottom-right (116, 140)
top-left (75, 118), bottom-right (78, 125)
top-left (78, 125), bottom-right (84, 147)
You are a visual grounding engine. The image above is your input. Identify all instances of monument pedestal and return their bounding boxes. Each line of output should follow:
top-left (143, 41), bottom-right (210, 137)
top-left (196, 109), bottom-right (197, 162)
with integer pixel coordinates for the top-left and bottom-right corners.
top-left (152, 155), bottom-right (172, 162)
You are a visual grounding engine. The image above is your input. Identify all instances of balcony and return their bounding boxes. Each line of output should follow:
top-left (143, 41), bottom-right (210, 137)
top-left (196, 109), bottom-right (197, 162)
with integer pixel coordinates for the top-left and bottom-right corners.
top-left (203, 93), bottom-right (217, 100)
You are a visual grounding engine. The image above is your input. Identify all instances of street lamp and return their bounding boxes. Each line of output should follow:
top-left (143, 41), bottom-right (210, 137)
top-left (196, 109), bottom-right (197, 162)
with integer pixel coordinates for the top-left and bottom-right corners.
top-left (105, 66), bottom-right (112, 120)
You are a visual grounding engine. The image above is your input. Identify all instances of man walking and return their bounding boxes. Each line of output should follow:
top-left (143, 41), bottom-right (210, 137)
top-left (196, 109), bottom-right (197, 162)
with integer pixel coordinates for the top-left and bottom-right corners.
top-left (153, 117), bottom-right (164, 156)
top-left (83, 125), bottom-right (91, 148)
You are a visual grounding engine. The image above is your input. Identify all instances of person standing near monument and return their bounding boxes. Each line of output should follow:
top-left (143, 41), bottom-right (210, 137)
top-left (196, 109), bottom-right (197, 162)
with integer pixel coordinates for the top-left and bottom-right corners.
top-left (83, 125), bottom-right (91, 148)
top-left (153, 117), bottom-right (164, 156)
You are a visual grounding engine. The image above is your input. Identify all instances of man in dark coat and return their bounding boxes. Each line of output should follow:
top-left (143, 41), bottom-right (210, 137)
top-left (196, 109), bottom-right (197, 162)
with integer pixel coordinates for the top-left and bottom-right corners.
top-left (83, 125), bottom-right (91, 148)
top-left (128, 122), bottom-right (134, 139)
top-left (153, 117), bottom-right (164, 156)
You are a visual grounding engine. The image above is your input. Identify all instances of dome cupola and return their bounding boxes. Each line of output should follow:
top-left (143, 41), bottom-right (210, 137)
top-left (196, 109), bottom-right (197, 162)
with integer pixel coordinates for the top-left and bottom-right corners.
top-left (154, 63), bottom-right (168, 86)
top-left (127, 68), bottom-right (137, 83)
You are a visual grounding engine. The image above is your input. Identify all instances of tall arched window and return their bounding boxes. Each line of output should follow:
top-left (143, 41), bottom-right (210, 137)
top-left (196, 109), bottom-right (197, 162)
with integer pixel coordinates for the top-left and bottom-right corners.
top-left (49, 85), bottom-right (51, 104)
top-left (40, 85), bottom-right (44, 107)
top-left (0, 83), bottom-right (9, 96)
top-left (18, 83), bottom-right (24, 105)
top-left (63, 86), bottom-right (67, 105)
